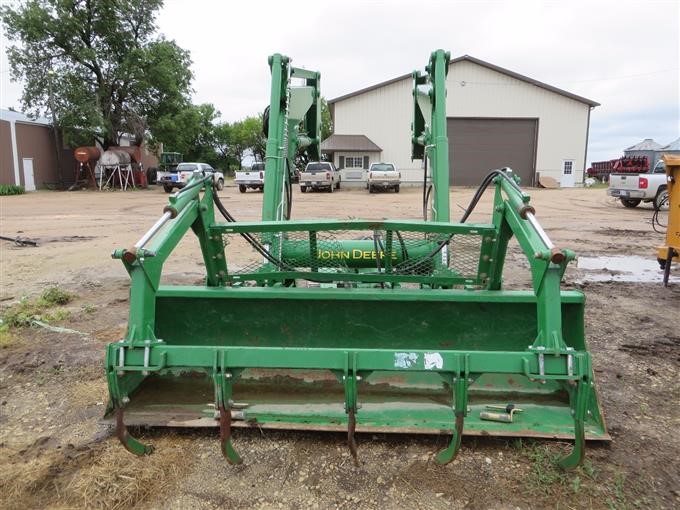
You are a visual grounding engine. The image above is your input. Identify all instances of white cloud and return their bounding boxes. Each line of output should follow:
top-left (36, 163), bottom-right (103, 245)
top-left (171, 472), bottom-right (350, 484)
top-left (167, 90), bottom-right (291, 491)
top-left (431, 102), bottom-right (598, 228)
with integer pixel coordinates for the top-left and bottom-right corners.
top-left (2, 0), bottom-right (678, 163)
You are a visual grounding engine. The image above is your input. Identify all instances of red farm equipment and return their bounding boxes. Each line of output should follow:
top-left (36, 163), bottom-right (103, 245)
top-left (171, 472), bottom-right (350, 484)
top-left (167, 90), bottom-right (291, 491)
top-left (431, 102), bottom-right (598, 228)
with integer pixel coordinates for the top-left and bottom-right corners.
top-left (586, 156), bottom-right (649, 182)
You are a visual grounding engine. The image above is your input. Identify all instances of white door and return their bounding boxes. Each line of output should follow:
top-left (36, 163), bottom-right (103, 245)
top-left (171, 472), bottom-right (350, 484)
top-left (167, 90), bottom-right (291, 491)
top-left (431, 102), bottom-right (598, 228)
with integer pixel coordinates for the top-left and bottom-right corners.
top-left (22, 158), bottom-right (36, 191)
top-left (560, 160), bottom-right (575, 188)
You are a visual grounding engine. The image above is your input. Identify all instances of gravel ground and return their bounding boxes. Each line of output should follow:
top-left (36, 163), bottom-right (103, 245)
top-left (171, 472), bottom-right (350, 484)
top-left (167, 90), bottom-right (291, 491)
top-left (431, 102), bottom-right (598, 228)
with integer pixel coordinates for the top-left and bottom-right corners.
top-left (0, 184), bottom-right (678, 509)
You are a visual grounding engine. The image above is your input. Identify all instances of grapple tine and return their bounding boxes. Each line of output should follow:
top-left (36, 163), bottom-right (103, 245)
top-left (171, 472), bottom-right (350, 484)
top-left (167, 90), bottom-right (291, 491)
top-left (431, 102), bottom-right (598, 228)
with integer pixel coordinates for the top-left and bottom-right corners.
top-left (219, 403), bottom-right (242, 465)
top-left (558, 379), bottom-right (589, 470)
top-left (435, 411), bottom-right (464, 465)
top-left (347, 409), bottom-right (359, 466)
top-left (116, 407), bottom-right (153, 456)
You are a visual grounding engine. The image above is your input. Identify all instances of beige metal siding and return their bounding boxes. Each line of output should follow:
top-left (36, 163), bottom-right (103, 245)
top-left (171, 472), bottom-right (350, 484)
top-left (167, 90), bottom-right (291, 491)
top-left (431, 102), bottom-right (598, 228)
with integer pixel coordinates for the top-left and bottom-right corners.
top-left (333, 78), bottom-right (418, 180)
top-left (333, 59), bottom-right (591, 184)
top-left (448, 61), bottom-right (589, 183)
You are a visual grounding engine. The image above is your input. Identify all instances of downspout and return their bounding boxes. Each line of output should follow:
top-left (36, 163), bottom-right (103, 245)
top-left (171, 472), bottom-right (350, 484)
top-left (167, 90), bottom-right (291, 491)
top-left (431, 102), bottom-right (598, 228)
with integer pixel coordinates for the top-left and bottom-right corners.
top-left (9, 120), bottom-right (20, 186)
top-left (582, 106), bottom-right (593, 184)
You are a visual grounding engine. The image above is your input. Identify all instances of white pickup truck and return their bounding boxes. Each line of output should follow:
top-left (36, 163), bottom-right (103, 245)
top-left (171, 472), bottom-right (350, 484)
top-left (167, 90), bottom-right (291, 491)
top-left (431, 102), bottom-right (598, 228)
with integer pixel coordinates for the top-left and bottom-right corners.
top-left (368, 162), bottom-right (400, 193)
top-left (607, 160), bottom-right (668, 209)
top-left (235, 162), bottom-right (265, 193)
top-left (158, 162), bottom-right (224, 193)
top-left (299, 162), bottom-right (341, 192)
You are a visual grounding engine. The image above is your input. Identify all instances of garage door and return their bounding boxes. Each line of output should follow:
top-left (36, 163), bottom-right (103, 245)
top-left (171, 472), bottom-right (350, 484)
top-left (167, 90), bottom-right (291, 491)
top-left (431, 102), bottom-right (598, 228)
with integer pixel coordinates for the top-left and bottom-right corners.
top-left (447, 118), bottom-right (537, 186)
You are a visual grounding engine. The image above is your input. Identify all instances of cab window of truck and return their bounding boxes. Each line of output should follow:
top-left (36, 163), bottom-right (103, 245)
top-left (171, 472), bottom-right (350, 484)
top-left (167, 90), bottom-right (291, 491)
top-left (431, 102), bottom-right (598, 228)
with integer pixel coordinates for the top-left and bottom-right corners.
top-left (653, 161), bottom-right (665, 173)
top-left (371, 164), bottom-right (395, 172)
top-left (306, 163), bottom-right (332, 172)
top-left (176, 164), bottom-right (199, 171)
top-left (252, 163), bottom-right (265, 171)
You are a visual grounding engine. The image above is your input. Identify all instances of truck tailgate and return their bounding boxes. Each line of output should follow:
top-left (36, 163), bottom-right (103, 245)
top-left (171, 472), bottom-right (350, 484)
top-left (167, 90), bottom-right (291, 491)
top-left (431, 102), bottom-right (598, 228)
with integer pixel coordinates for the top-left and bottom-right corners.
top-left (609, 174), bottom-right (641, 191)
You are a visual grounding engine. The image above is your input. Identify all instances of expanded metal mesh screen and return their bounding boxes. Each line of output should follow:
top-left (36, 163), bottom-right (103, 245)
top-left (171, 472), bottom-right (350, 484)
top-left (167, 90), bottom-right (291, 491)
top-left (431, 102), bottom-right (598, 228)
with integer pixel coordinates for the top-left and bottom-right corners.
top-left (221, 228), bottom-right (484, 285)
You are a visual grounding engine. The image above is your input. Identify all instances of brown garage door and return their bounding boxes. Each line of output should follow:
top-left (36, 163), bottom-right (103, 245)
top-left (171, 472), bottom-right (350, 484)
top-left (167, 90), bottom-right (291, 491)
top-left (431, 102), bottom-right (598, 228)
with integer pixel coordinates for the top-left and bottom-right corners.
top-left (447, 118), bottom-right (537, 186)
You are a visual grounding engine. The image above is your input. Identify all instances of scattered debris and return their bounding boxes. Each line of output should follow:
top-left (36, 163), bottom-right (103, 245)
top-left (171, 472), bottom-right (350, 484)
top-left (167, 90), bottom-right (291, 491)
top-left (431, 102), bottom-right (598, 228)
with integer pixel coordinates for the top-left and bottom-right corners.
top-left (0, 234), bottom-right (38, 247)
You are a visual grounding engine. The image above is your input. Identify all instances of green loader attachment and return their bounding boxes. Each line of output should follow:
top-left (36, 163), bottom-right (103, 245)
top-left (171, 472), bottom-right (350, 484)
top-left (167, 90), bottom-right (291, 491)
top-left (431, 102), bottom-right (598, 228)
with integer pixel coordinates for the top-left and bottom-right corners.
top-left (106, 50), bottom-right (607, 468)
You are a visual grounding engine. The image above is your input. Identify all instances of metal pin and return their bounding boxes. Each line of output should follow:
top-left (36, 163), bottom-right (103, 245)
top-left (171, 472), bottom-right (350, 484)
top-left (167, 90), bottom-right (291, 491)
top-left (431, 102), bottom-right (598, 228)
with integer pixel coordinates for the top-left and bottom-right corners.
top-left (567, 354), bottom-right (573, 377)
top-left (538, 352), bottom-right (545, 376)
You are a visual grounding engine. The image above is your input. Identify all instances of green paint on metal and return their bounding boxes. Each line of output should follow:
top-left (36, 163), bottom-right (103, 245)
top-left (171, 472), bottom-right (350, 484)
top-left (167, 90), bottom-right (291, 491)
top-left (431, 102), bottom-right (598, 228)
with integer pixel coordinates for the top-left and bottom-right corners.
top-left (105, 50), bottom-right (607, 469)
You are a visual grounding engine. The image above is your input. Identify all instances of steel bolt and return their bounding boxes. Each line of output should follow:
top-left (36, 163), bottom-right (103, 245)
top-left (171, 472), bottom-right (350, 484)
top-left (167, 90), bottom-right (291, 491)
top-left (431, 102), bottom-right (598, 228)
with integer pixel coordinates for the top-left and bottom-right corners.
top-left (225, 372), bottom-right (232, 379)
top-left (122, 396), bottom-right (130, 404)
top-left (356, 375), bottom-right (362, 381)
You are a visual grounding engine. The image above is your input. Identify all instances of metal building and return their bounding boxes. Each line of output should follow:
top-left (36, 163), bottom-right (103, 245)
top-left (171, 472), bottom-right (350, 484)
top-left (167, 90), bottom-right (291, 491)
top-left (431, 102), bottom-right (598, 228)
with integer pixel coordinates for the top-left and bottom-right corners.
top-left (0, 109), bottom-right (74, 190)
top-left (1, 108), bottom-right (159, 190)
top-left (327, 55), bottom-right (599, 188)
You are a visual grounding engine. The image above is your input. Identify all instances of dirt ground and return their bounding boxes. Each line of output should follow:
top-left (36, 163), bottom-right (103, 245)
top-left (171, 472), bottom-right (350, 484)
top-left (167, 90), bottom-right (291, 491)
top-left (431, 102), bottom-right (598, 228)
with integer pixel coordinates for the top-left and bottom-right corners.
top-left (0, 184), bottom-right (678, 510)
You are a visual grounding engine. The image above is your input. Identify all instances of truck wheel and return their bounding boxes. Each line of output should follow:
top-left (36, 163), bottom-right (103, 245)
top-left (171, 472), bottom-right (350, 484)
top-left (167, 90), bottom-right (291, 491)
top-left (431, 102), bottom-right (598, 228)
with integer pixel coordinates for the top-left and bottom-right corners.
top-left (654, 186), bottom-right (668, 211)
top-left (216, 178), bottom-right (224, 191)
top-left (620, 198), bottom-right (641, 208)
top-left (369, 185), bottom-right (374, 194)
top-left (301, 186), bottom-right (307, 193)
top-left (239, 184), bottom-right (247, 193)
top-left (163, 185), bottom-right (173, 193)
top-left (395, 185), bottom-right (400, 193)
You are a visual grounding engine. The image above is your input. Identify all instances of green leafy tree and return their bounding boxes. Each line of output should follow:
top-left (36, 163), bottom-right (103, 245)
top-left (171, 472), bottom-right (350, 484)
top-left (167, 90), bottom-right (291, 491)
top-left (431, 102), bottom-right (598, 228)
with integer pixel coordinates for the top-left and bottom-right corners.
top-left (151, 103), bottom-right (220, 164)
top-left (2, 0), bottom-right (193, 148)
top-left (231, 116), bottom-right (265, 168)
top-left (320, 97), bottom-right (333, 141)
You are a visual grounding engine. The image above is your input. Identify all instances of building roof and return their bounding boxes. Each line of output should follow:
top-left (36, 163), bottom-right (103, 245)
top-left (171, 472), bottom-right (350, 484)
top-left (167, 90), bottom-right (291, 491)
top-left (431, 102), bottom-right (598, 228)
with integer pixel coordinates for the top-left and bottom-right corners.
top-left (328, 55), bottom-right (600, 107)
top-left (625, 138), bottom-right (664, 151)
top-left (320, 134), bottom-right (382, 152)
top-left (661, 137), bottom-right (680, 151)
top-left (0, 108), bottom-right (50, 125)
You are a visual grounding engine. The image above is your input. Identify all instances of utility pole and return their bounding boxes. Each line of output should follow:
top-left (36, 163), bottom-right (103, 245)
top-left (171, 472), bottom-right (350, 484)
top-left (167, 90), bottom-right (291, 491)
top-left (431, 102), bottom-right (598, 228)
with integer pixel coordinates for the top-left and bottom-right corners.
top-left (47, 68), bottom-right (63, 188)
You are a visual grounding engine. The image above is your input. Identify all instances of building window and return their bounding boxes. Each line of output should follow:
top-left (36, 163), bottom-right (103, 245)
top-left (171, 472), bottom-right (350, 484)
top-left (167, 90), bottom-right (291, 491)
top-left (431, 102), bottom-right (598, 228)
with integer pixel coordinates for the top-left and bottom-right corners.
top-left (563, 161), bottom-right (573, 174)
top-left (345, 156), bottom-right (364, 168)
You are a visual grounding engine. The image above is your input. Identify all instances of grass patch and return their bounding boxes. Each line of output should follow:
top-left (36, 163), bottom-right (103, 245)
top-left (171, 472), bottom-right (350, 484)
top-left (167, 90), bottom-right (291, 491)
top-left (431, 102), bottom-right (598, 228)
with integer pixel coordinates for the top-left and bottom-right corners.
top-left (1, 287), bottom-right (74, 328)
top-left (40, 286), bottom-right (73, 305)
top-left (0, 323), bottom-right (18, 348)
top-left (522, 442), bottom-right (598, 497)
top-left (0, 184), bottom-right (25, 196)
top-left (0, 437), bottom-right (191, 510)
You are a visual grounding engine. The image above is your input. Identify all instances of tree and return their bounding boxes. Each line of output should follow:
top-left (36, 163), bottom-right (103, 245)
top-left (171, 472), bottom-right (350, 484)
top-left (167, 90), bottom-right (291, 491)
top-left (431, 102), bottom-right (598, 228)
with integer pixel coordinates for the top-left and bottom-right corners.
top-left (2, 0), bottom-right (193, 148)
top-left (151, 103), bottom-right (220, 164)
top-left (320, 97), bottom-right (333, 141)
top-left (231, 116), bottom-right (265, 168)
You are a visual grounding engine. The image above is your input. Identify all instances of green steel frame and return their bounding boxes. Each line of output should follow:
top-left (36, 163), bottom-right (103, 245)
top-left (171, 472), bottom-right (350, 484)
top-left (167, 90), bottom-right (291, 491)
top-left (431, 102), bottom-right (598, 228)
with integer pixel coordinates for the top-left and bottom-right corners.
top-left (105, 50), bottom-right (606, 469)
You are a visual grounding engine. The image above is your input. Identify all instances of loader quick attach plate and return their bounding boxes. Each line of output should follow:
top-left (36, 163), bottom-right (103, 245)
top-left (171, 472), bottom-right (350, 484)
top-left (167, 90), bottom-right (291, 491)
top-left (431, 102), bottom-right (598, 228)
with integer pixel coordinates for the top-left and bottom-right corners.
top-left (106, 216), bottom-right (608, 468)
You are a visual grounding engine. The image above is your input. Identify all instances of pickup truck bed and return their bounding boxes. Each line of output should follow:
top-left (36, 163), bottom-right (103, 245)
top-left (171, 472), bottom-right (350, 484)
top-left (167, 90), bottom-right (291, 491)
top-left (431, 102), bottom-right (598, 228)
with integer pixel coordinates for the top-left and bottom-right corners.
top-left (607, 161), bottom-right (668, 209)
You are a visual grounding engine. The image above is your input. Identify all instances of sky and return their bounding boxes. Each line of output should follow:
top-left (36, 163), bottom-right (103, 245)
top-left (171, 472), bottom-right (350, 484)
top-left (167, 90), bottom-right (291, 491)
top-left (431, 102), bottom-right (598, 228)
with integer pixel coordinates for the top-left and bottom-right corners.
top-left (1, 0), bottom-right (679, 164)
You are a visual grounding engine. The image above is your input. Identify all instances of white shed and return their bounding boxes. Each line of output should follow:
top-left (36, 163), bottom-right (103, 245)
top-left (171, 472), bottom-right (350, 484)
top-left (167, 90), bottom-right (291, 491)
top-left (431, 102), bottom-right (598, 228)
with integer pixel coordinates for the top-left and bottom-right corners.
top-left (327, 55), bottom-right (599, 188)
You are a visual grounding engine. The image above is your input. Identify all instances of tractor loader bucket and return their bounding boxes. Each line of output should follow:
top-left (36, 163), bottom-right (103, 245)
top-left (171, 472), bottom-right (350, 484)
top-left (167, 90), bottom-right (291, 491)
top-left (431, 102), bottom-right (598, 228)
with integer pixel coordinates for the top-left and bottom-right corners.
top-left (105, 50), bottom-right (607, 469)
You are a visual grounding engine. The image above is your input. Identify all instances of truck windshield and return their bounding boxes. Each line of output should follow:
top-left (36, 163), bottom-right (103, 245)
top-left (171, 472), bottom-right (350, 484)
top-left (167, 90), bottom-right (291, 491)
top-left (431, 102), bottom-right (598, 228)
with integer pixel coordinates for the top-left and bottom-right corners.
top-left (176, 163), bottom-right (199, 172)
top-left (371, 164), bottom-right (395, 172)
top-left (306, 163), bottom-right (332, 172)
top-left (251, 163), bottom-right (265, 171)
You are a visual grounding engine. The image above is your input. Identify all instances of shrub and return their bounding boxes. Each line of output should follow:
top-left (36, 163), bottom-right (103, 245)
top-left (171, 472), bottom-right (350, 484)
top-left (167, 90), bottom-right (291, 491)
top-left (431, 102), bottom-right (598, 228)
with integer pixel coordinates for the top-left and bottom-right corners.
top-left (0, 184), bottom-right (26, 196)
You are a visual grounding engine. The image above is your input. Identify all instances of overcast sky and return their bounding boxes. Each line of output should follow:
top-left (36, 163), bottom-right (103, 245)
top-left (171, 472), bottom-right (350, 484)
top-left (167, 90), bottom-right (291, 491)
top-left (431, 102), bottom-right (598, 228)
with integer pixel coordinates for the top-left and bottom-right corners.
top-left (1, 0), bottom-right (678, 164)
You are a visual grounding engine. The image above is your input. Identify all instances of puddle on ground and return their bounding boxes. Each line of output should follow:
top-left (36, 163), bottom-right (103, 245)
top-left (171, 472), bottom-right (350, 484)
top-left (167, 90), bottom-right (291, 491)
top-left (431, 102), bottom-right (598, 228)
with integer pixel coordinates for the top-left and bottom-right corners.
top-left (576, 255), bottom-right (679, 283)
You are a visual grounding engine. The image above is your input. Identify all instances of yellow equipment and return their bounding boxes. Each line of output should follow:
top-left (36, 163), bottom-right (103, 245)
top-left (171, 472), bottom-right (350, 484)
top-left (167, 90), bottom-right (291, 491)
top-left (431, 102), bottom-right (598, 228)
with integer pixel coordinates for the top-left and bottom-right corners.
top-left (657, 154), bottom-right (680, 286)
